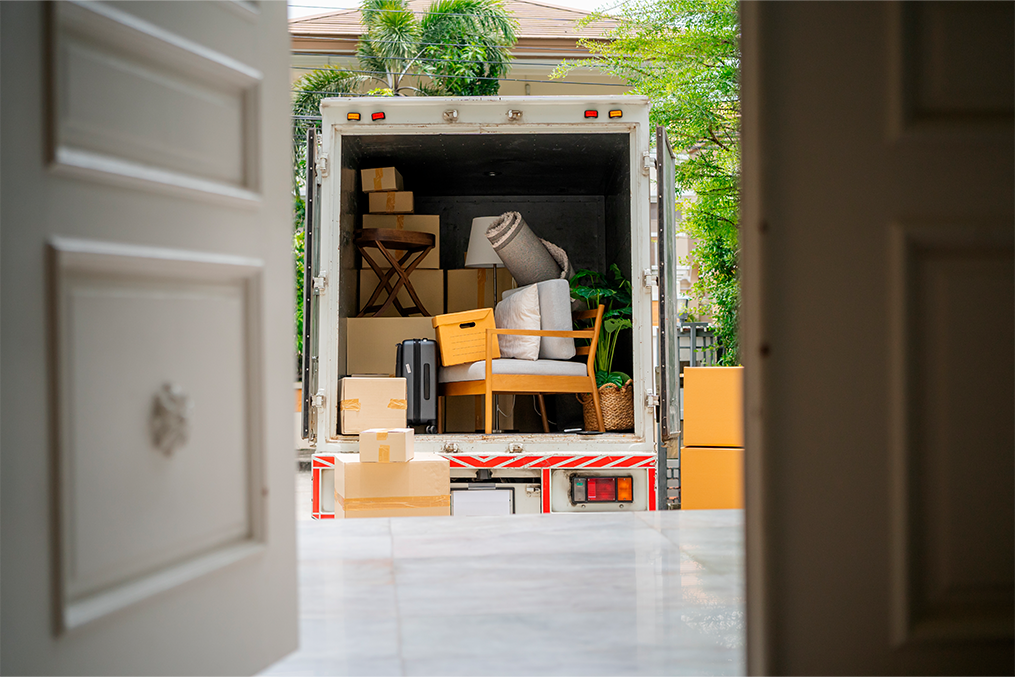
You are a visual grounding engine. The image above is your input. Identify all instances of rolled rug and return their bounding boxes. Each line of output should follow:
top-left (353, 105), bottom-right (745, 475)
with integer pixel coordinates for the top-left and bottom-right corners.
top-left (486, 212), bottom-right (562, 286)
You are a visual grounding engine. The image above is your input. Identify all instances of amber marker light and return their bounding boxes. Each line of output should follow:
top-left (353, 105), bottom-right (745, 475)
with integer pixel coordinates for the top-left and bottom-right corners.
top-left (609, 110), bottom-right (623, 118)
top-left (371, 112), bottom-right (386, 121)
top-left (584, 110), bottom-right (599, 119)
top-left (347, 112), bottom-right (361, 121)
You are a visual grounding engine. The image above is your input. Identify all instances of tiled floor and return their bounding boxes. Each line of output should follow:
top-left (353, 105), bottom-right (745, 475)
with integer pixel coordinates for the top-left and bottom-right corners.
top-left (262, 481), bottom-right (744, 676)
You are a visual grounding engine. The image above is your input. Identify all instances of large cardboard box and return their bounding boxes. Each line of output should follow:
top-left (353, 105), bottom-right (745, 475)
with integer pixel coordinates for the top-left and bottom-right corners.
top-left (359, 268), bottom-right (444, 317)
top-left (359, 428), bottom-right (414, 463)
top-left (346, 317), bottom-right (436, 376)
top-left (445, 268), bottom-right (515, 312)
top-left (682, 366), bottom-right (744, 447)
top-left (368, 191), bottom-right (413, 214)
top-left (362, 214), bottom-right (440, 269)
top-left (680, 446), bottom-right (743, 510)
top-left (361, 166), bottom-right (403, 193)
top-left (339, 377), bottom-right (407, 435)
top-left (333, 452), bottom-right (450, 518)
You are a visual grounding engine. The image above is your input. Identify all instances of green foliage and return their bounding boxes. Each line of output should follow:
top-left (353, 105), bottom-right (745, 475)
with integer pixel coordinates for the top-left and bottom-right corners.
top-left (555, 0), bottom-right (741, 365)
top-left (293, 197), bottom-right (306, 359)
top-left (358, 0), bottom-right (517, 96)
top-left (570, 264), bottom-right (633, 387)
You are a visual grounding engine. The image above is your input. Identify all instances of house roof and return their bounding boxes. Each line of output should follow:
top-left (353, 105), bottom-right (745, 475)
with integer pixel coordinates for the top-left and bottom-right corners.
top-left (289, 0), bottom-right (620, 43)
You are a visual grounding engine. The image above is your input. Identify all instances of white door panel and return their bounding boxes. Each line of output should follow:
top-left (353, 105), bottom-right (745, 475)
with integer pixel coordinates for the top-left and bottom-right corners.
top-left (742, 2), bottom-right (1013, 674)
top-left (1, 2), bottom-right (296, 674)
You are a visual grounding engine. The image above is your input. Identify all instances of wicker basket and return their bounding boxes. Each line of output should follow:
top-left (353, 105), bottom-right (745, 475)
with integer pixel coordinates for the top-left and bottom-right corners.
top-left (578, 380), bottom-right (634, 431)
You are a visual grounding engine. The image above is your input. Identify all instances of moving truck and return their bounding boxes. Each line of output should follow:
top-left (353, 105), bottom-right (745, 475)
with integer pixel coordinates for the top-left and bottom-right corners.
top-left (305, 96), bottom-right (684, 517)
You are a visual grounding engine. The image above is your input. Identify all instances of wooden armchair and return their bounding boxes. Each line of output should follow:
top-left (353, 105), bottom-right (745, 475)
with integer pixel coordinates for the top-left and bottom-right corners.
top-left (437, 305), bottom-right (605, 434)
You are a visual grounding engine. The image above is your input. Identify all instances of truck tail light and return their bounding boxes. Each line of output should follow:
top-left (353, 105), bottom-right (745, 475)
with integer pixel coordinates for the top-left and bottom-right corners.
top-left (584, 110), bottom-right (598, 119)
top-left (609, 110), bottom-right (623, 118)
top-left (347, 112), bottom-right (361, 121)
top-left (371, 112), bottom-right (385, 121)
top-left (571, 475), bottom-right (634, 503)
top-left (617, 477), bottom-right (633, 502)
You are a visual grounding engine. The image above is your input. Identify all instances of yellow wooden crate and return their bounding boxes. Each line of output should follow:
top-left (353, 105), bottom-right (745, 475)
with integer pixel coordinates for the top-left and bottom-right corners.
top-left (431, 308), bottom-right (500, 366)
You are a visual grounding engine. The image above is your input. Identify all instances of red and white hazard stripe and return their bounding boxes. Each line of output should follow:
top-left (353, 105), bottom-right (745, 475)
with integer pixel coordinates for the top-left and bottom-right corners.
top-left (443, 454), bottom-right (655, 470)
top-left (311, 454), bottom-right (336, 520)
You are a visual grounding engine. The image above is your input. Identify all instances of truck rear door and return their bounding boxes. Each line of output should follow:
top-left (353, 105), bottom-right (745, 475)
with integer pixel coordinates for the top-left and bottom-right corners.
top-left (655, 125), bottom-right (680, 509)
top-left (301, 126), bottom-right (321, 443)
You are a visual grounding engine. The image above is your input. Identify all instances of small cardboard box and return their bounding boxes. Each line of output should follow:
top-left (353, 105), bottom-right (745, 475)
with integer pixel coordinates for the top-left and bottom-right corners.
top-left (333, 452), bottom-right (450, 518)
top-left (359, 428), bottom-right (414, 463)
top-left (431, 308), bottom-right (499, 366)
top-left (359, 268), bottom-right (444, 317)
top-left (339, 377), bottom-right (407, 435)
top-left (445, 268), bottom-right (515, 312)
top-left (680, 446), bottom-right (743, 510)
top-left (361, 167), bottom-right (403, 193)
top-left (362, 214), bottom-right (440, 268)
top-left (682, 367), bottom-right (744, 447)
top-left (346, 317), bottom-right (436, 376)
top-left (368, 191), bottom-right (413, 214)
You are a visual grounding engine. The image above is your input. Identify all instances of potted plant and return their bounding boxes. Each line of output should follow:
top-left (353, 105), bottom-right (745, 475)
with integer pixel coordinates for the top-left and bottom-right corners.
top-left (570, 264), bottom-right (635, 431)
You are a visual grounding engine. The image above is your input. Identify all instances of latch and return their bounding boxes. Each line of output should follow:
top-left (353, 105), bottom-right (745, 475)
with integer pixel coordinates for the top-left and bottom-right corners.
top-left (443, 109), bottom-right (459, 123)
top-left (645, 393), bottom-right (659, 407)
top-left (313, 391), bottom-right (325, 409)
top-left (507, 442), bottom-right (524, 454)
top-left (642, 268), bottom-right (658, 289)
top-left (507, 109), bottom-right (523, 122)
top-left (315, 154), bottom-right (329, 181)
top-left (442, 442), bottom-right (460, 454)
top-left (312, 273), bottom-right (327, 295)
top-left (642, 152), bottom-right (656, 176)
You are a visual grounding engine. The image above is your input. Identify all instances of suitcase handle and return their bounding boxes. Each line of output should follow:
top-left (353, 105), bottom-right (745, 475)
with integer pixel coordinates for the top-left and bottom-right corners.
top-left (423, 363), bottom-right (430, 400)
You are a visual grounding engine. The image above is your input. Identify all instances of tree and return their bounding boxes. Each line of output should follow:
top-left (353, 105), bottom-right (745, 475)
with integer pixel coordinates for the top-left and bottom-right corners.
top-left (554, 0), bottom-right (741, 365)
top-left (357, 0), bottom-right (517, 96)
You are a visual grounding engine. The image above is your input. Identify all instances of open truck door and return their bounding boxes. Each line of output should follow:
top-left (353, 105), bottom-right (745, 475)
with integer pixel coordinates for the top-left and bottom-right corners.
top-left (655, 125), bottom-right (680, 510)
top-left (302, 126), bottom-right (321, 444)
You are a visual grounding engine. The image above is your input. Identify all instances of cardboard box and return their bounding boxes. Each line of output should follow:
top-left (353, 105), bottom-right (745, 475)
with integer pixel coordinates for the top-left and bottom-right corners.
top-left (445, 268), bottom-right (515, 313)
top-left (339, 377), bottom-right (407, 435)
top-left (346, 317), bottom-right (436, 376)
top-left (362, 214), bottom-right (440, 269)
top-left (359, 428), bottom-right (414, 463)
top-left (333, 452), bottom-right (450, 518)
top-left (432, 308), bottom-right (499, 366)
top-left (368, 191), bottom-right (413, 214)
top-left (359, 268), bottom-right (444, 317)
top-left (682, 366), bottom-right (744, 447)
top-left (361, 167), bottom-right (403, 193)
top-left (680, 446), bottom-right (743, 510)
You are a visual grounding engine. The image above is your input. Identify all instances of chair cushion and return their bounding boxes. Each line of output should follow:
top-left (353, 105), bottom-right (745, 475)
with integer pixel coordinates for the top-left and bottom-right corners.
top-left (439, 359), bottom-right (589, 383)
top-left (494, 283), bottom-right (541, 360)
top-left (501, 279), bottom-right (576, 360)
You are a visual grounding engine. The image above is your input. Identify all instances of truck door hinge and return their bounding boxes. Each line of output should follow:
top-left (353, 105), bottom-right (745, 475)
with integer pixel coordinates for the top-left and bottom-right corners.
top-left (313, 390), bottom-right (326, 409)
top-left (312, 273), bottom-right (327, 295)
top-left (642, 268), bottom-right (658, 289)
top-left (645, 393), bottom-right (659, 408)
top-left (315, 154), bottom-right (329, 182)
top-left (642, 152), bottom-right (656, 176)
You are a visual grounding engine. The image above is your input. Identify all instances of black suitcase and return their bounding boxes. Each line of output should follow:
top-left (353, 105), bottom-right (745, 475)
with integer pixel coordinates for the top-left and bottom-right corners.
top-left (395, 338), bottom-right (438, 432)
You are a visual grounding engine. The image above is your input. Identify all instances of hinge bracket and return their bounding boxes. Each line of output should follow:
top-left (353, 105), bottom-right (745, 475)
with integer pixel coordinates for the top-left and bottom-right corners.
top-left (642, 268), bottom-right (658, 289)
top-left (315, 154), bottom-right (329, 182)
top-left (312, 273), bottom-right (327, 295)
top-left (313, 390), bottom-right (325, 409)
top-left (645, 393), bottom-right (659, 408)
top-left (642, 152), bottom-right (656, 176)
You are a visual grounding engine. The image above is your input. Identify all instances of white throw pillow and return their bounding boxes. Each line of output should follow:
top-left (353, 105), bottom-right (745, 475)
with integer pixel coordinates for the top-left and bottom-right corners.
top-left (494, 284), bottom-right (541, 360)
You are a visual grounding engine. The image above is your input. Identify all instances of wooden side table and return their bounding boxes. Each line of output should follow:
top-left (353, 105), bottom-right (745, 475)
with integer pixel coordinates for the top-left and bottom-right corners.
top-left (354, 228), bottom-right (437, 317)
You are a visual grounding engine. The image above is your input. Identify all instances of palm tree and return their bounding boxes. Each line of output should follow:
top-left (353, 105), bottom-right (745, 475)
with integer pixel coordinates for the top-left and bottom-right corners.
top-left (357, 0), bottom-right (517, 96)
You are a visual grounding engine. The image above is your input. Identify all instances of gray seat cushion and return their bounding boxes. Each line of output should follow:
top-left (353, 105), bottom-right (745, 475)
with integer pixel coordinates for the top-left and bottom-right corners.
top-left (501, 279), bottom-right (576, 360)
top-left (439, 359), bottom-right (589, 383)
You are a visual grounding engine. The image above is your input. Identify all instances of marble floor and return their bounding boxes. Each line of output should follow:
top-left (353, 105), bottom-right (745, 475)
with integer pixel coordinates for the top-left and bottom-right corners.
top-left (263, 473), bottom-right (744, 676)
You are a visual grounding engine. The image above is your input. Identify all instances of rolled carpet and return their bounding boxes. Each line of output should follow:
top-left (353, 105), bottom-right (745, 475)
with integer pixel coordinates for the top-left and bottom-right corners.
top-left (486, 212), bottom-right (569, 286)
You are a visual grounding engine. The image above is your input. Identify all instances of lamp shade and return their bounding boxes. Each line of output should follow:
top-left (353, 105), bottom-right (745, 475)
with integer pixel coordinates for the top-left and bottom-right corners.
top-left (464, 216), bottom-right (505, 268)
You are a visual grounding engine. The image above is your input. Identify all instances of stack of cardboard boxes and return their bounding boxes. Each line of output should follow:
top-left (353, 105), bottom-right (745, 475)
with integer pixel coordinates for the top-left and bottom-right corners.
top-left (679, 366), bottom-right (745, 509)
top-left (335, 375), bottom-right (451, 518)
top-left (347, 167), bottom-right (516, 432)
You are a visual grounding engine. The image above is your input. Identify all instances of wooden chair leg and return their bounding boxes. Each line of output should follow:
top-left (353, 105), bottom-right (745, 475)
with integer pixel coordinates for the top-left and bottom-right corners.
top-left (589, 380), bottom-right (605, 432)
top-left (484, 391), bottom-right (494, 434)
top-left (536, 394), bottom-right (550, 433)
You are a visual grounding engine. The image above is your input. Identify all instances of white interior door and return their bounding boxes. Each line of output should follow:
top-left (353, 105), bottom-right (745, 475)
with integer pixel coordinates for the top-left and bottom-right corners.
top-left (1, 2), bottom-right (297, 673)
top-left (742, 2), bottom-right (1013, 674)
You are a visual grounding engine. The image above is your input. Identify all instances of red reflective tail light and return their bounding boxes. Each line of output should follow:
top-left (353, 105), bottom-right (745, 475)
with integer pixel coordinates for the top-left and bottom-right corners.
top-left (587, 477), bottom-right (616, 501)
top-left (584, 110), bottom-right (598, 119)
top-left (371, 112), bottom-right (386, 121)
